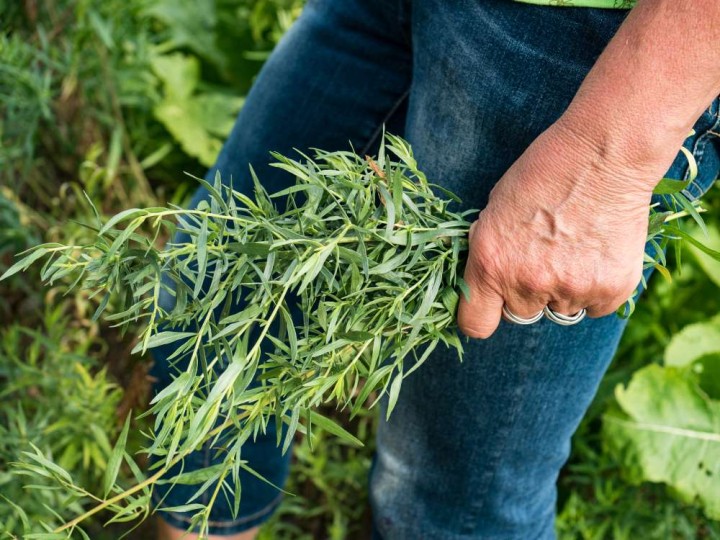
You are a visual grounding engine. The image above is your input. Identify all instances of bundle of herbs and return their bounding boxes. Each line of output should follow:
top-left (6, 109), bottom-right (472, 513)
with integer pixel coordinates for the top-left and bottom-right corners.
top-left (2, 133), bottom-right (717, 536)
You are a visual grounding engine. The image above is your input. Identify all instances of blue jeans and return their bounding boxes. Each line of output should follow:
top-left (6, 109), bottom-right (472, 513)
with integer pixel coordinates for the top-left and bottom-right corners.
top-left (151, 0), bottom-right (720, 537)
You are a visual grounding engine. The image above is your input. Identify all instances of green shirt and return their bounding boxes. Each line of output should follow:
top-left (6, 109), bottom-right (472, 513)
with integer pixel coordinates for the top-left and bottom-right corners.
top-left (515, 0), bottom-right (635, 7)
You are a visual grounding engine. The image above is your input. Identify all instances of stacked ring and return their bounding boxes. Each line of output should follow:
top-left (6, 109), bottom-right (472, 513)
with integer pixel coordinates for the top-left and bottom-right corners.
top-left (543, 306), bottom-right (586, 326)
top-left (501, 305), bottom-right (544, 325)
top-left (502, 305), bottom-right (587, 326)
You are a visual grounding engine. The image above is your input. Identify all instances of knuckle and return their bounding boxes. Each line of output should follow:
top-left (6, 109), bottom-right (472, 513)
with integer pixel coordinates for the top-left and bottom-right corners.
top-left (557, 274), bottom-right (586, 298)
top-left (596, 303), bottom-right (620, 318)
top-left (603, 278), bottom-right (638, 304)
top-left (626, 272), bottom-right (643, 296)
top-left (518, 271), bottom-right (549, 295)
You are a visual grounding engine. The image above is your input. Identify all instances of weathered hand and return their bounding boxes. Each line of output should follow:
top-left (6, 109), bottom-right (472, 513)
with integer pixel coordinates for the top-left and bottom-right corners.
top-left (457, 117), bottom-right (672, 339)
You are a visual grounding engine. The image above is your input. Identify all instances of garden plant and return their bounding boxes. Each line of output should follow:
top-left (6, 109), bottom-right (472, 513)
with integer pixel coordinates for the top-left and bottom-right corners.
top-left (2, 1), bottom-right (720, 539)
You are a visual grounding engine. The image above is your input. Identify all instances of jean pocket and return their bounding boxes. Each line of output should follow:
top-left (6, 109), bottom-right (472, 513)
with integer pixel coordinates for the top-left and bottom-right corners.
top-left (681, 98), bottom-right (720, 201)
top-left (650, 98), bottom-right (720, 212)
top-left (683, 135), bottom-right (720, 202)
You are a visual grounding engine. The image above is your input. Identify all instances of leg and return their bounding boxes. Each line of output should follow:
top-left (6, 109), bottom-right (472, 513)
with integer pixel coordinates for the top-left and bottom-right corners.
top-left (157, 518), bottom-right (257, 540)
top-left (370, 1), bottom-right (720, 538)
top-left (150, 0), bottom-right (412, 535)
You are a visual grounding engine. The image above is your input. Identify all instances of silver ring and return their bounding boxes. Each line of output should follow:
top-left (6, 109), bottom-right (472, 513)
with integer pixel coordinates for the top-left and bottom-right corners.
top-left (543, 306), bottom-right (587, 326)
top-left (502, 305), bottom-right (544, 325)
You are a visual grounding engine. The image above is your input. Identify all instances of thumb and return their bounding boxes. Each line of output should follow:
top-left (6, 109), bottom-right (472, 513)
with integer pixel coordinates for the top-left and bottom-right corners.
top-left (457, 224), bottom-right (504, 339)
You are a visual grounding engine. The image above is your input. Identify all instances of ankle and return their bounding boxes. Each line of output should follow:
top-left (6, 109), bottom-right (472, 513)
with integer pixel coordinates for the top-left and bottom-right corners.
top-left (156, 517), bottom-right (259, 540)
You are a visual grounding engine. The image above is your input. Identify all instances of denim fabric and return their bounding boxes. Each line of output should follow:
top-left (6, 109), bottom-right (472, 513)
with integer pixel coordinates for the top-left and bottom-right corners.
top-left (150, 0), bottom-right (720, 537)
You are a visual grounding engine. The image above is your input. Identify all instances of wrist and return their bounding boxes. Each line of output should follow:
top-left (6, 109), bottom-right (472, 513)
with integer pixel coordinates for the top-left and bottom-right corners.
top-left (554, 103), bottom-right (689, 194)
top-left (552, 0), bottom-right (720, 192)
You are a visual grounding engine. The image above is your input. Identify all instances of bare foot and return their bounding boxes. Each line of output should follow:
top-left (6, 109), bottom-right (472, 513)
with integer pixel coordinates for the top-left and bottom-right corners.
top-left (156, 516), bottom-right (259, 540)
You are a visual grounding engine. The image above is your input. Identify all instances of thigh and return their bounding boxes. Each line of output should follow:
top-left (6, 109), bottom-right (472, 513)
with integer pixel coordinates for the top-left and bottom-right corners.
top-left (151, 0), bottom-right (412, 532)
top-left (371, 2), bottom-right (719, 539)
top-left (198, 0), bottom-right (412, 200)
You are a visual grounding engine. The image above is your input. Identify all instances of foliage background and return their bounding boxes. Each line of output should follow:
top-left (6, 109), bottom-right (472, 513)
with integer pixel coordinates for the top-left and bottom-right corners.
top-left (1, 1), bottom-right (719, 538)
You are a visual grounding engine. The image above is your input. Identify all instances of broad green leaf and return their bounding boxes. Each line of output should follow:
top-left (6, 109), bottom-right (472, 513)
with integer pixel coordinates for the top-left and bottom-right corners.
top-left (688, 224), bottom-right (720, 288)
top-left (145, 0), bottom-right (228, 73)
top-left (151, 54), bottom-right (243, 166)
top-left (696, 355), bottom-right (720, 400)
top-left (665, 315), bottom-right (720, 367)
top-left (603, 364), bottom-right (720, 519)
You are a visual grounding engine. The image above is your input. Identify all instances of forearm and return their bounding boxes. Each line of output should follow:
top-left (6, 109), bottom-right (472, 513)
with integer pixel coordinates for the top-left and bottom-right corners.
top-left (559, 0), bottom-right (720, 187)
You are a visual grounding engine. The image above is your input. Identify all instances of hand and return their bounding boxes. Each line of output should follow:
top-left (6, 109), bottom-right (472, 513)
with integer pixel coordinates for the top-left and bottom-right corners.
top-left (457, 116), bottom-right (672, 339)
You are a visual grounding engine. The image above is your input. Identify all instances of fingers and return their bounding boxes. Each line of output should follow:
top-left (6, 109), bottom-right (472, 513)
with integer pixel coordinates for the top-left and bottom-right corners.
top-left (503, 288), bottom-right (546, 320)
top-left (585, 294), bottom-right (633, 319)
top-left (546, 299), bottom-right (586, 318)
top-left (458, 214), bottom-right (646, 338)
top-left (585, 267), bottom-right (644, 318)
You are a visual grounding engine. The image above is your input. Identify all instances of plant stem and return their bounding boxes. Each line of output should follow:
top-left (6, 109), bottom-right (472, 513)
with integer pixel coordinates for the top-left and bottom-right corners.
top-left (54, 414), bottom-right (248, 533)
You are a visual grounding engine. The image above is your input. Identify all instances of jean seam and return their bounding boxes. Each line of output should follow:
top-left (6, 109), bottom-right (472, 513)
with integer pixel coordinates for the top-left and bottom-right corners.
top-left (359, 87), bottom-right (411, 156)
top-left (397, 0), bottom-right (412, 47)
top-left (461, 326), bottom-right (542, 534)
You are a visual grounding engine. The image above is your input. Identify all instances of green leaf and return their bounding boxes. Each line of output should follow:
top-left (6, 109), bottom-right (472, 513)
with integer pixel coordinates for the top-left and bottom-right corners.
top-left (440, 286), bottom-right (459, 314)
top-left (145, 0), bottom-right (228, 72)
top-left (665, 315), bottom-right (720, 367)
top-left (151, 54), bottom-right (243, 166)
top-left (99, 208), bottom-right (150, 235)
top-left (227, 242), bottom-right (271, 257)
top-left (162, 463), bottom-right (226, 486)
top-left (603, 364), bottom-right (720, 519)
top-left (282, 408), bottom-right (300, 454)
top-left (23, 443), bottom-right (73, 483)
top-left (696, 355), bottom-right (720, 400)
top-left (665, 224), bottom-right (720, 262)
top-left (0, 246), bottom-right (48, 280)
top-left (308, 411), bottom-right (363, 447)
top-left (653, 178), bottom-right (691, 195)
top-left (386, 373), bottom-right (403, 420)
top-left (194, 216), bottom-right (209, 298)
top-left (688, 224), bottom-right (720, 288)
top-left (675, 193), bottom-right (707, 236)
top-left (104, 414), bottom-right (131, 497)
top-left (457, 277), bottom-right (471, 302)
top-left (131, 331), bottom-right (196, 354)
top-left (338, 331), bottom-right (375, 342)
